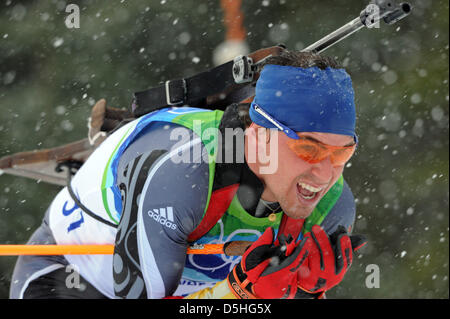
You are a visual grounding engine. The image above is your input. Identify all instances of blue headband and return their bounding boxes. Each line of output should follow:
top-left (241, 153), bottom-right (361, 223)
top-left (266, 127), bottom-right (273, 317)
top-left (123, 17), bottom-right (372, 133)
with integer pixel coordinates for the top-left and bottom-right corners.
top-left (249, 64), bottom-right (357, 141)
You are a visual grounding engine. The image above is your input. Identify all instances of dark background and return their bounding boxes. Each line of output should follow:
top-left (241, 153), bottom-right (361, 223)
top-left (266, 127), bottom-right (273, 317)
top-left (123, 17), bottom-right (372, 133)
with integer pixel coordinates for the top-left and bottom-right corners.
top-left (0, 0), bottom-right (448, 298)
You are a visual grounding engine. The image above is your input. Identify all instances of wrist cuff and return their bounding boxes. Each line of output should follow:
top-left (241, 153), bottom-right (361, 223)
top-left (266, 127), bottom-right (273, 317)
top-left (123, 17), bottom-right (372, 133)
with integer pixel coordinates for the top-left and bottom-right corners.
top-left (227, 264), bottom-right (257, 299)
top-left (297, 285), bottom-right (326, 299)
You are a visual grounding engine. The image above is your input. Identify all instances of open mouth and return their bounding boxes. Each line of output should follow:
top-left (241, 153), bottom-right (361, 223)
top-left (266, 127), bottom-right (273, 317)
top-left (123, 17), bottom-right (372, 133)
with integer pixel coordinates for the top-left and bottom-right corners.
top-left (296, 182), bottom-right (324, 202)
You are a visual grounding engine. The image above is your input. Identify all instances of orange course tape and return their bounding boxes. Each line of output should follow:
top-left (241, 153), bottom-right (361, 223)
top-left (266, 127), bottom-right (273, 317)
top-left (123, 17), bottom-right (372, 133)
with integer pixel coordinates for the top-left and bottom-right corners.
top-left (0, 244), bottom-right (225, 256)
top-left (0, 245), bottom-right (115, 256)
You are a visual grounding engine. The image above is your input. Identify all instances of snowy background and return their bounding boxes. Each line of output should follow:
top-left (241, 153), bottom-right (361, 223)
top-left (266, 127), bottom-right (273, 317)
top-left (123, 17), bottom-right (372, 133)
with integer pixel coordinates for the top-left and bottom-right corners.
top-left (0, 0), bottom-right (448, 298)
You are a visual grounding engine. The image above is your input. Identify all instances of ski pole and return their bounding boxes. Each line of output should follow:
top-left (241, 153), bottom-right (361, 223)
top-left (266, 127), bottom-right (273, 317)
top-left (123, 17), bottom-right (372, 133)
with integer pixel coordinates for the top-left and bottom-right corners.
top-left (0, 241), bottom-right (253, 257)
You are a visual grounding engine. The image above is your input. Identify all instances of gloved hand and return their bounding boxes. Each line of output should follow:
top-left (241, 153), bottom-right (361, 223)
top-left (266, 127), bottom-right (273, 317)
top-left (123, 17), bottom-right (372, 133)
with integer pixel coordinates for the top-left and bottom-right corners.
top-left (298, 225), bottom-right (367, 294)
top-left (227, 227), bottom-right (310, 299)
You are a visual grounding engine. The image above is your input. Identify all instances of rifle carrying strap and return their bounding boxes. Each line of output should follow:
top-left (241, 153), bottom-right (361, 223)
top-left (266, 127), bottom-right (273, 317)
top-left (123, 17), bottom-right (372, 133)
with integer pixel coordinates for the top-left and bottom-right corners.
top-left (131, 46), bottom-right (286, 117)
top-left (132, 61), bottom-right (235, 116)
top-left (58, 161), bottom-right (119, 229)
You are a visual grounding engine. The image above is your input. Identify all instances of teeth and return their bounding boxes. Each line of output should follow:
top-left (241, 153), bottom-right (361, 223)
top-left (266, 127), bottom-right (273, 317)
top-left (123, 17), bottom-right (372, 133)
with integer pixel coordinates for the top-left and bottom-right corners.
top-left (297, 182), bottom-right (322, 193)
top-left (300, 193), bottom-right (315, 199)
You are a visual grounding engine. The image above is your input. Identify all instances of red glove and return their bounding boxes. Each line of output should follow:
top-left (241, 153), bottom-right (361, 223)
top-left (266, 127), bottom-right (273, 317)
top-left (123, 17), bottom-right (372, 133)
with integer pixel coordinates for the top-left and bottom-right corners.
top-left (298, 225), bottom-right (367, 294)
top-left (227, 227), bottom-right (310, 299)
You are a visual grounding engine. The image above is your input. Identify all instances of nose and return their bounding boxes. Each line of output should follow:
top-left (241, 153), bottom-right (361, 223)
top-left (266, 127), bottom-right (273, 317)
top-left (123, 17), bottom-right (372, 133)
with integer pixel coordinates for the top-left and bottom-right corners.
top-left (310, 156), bottom-right (334, 183)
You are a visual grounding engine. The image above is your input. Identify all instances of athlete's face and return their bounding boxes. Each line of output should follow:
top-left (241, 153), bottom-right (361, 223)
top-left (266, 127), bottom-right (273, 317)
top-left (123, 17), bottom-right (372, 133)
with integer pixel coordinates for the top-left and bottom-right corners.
top-left (245, 124), bottom-right (354, 219)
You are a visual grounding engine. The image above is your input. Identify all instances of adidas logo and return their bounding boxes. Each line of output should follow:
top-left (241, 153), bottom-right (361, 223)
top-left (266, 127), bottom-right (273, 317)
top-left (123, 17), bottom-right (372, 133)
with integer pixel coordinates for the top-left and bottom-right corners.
top-left (147, 207), bottom-right (177, 230)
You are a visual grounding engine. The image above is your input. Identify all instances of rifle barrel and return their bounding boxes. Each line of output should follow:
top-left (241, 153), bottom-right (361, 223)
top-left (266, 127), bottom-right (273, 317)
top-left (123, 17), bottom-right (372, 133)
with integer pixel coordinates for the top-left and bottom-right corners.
top-left (302, 17), bottom-right (364, 53)
top-left (302, 1), bottom-right (412, 54)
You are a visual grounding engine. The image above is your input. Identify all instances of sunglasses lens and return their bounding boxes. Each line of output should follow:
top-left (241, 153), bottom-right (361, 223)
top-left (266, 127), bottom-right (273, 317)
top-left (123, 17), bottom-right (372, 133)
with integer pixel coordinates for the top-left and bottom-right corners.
top-left (287, 140), bottom-right (323, 163)
top-left (330, 147), bottom-right (356, 165)
top-left (287, 138), bottom-right (356, 165)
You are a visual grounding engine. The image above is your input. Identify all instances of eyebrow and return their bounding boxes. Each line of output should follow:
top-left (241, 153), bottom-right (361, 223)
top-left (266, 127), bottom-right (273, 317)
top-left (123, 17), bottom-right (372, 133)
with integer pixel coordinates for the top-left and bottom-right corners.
top-left (300, 135), bottom-right (355, 147)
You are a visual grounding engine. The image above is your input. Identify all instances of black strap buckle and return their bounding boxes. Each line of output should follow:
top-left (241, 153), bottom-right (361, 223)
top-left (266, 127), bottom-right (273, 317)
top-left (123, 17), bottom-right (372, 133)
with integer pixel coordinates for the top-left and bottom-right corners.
top-left (165, 79), bottom-right (186, 105)
top-left (232, 55), bottom-right (254, 84)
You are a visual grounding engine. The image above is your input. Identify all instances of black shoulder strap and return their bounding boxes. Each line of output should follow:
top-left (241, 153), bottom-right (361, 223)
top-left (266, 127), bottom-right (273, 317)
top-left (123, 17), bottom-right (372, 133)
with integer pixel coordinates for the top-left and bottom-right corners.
top-left (56, 161), bottom-right (118, 229)
top-left (130, 46), bottom-right (286, 118)
top-left (132, 61), bottom-right (251, 117)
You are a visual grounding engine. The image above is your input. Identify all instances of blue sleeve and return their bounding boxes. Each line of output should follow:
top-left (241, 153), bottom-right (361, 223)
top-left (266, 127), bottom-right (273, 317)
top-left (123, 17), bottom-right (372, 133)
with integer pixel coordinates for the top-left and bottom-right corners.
top-left (113, 122), bottom-right (210, 299)
top-left (320, 180), bottom-right (356, 235)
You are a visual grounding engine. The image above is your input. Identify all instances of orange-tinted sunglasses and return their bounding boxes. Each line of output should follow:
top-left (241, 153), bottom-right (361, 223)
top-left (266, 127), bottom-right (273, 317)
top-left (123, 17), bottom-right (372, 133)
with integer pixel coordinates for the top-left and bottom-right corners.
top-left (286, 136), bottom-right (356, 166)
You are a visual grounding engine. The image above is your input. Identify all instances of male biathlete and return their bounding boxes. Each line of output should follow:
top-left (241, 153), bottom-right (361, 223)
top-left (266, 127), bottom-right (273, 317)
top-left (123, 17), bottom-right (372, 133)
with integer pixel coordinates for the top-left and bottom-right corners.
top-left (10, 50), bottom-right (366, 299)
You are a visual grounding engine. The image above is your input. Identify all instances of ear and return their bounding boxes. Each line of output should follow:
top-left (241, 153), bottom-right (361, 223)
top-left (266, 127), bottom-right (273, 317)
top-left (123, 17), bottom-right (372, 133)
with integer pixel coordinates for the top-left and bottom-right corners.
top-left (245, 123), bottom-right (260, 141)
top-left (247, 126), bottom-right (269, 153)
top-left (248, 124), bottom-right (269, 144)
top-left (244, 124), bottom-right (258, 164)
top-left (247, 122), bottom-right (259, 131)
